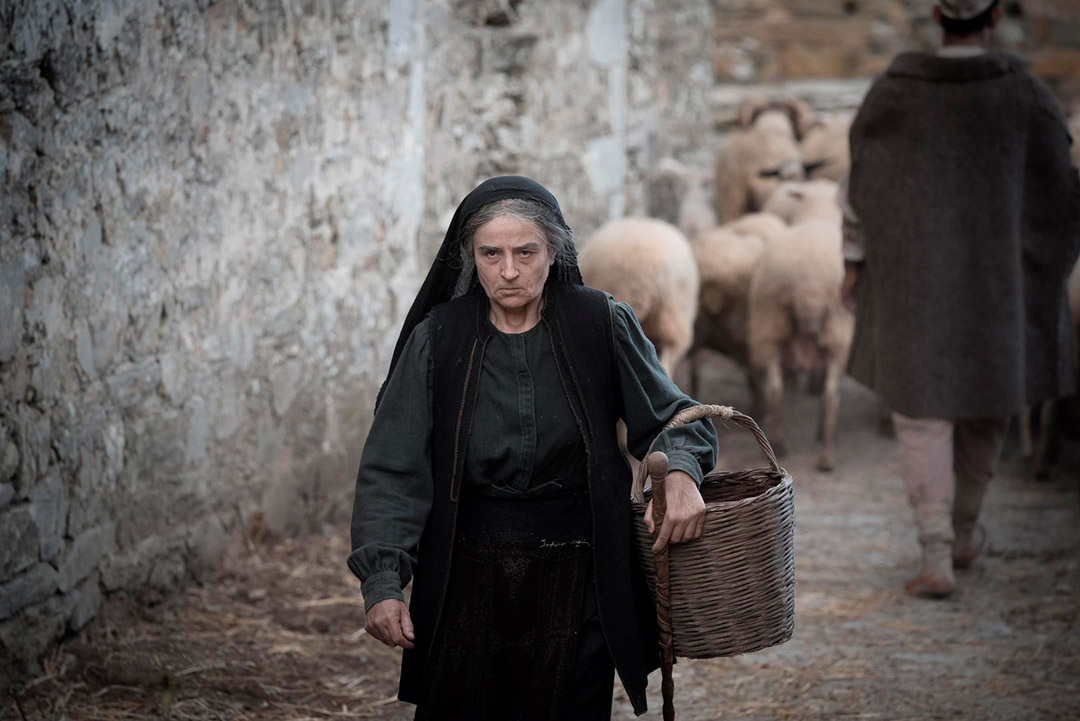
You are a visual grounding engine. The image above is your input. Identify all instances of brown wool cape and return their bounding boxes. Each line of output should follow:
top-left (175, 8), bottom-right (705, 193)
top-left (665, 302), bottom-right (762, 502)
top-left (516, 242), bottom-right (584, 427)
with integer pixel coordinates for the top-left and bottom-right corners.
top-left (847, 51), bottom-right (1080, 419)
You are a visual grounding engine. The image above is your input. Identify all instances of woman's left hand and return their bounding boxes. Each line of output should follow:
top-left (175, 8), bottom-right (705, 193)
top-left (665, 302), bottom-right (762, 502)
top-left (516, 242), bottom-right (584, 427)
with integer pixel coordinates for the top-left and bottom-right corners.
top-left (644, 470), bottom-right (705, 553)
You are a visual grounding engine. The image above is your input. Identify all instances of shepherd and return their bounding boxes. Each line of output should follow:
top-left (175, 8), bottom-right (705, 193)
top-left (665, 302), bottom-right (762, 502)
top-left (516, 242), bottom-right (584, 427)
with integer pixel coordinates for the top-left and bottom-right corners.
top-left (840, 0), bottom-right (1080, 598)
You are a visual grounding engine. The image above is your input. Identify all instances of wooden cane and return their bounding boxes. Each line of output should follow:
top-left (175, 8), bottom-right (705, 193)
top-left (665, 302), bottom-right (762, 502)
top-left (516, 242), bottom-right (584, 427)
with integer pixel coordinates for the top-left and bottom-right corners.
top-left (647, 451), bottom-right (676, 721)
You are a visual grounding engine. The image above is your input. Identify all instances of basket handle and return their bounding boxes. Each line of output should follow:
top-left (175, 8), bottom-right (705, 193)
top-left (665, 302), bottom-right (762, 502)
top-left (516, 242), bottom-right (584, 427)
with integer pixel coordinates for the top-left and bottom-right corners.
top-left (631, 404), bottom-right (782, 503)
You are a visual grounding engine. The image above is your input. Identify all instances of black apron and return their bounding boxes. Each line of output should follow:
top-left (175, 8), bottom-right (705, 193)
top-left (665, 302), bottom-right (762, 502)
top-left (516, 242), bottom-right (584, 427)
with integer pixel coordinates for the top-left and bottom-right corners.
top-left (415, 489), bottom-right (604, 721)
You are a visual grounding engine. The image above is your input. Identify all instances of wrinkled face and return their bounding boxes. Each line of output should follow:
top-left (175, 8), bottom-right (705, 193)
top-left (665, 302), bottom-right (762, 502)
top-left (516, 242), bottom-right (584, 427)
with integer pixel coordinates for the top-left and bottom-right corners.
top-left (472, 215), bottom-right (554, 314)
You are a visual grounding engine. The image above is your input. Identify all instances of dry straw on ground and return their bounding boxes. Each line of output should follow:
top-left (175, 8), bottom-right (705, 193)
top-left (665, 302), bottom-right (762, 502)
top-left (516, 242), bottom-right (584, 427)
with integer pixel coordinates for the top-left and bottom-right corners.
top-left (6, 367), bottom-right (1080, 721)
top-left (7, 527), bottom-right (410, 721)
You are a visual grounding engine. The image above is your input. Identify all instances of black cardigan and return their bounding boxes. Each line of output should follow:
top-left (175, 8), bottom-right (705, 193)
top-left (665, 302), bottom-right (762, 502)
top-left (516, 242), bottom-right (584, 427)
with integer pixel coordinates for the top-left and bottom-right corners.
top-left (400, 283), bottom-right (670, 715)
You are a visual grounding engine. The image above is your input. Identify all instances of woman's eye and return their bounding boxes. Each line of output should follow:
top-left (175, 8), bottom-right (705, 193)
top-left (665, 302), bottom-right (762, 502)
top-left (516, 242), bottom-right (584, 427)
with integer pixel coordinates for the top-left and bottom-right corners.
top-left (519, 250), bottom-right (532, 258)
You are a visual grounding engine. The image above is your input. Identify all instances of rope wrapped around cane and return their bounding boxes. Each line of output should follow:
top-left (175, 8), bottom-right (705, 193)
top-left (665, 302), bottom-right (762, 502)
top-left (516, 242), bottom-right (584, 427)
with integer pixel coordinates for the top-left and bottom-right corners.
top-left (647, 450), bottom-right (676, 721)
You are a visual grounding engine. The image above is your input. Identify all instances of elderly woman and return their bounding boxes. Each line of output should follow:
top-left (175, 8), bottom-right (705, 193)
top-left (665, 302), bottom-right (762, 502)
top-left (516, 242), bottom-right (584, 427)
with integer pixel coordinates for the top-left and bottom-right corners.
top-left (348, 177), bottom-right (718, 720)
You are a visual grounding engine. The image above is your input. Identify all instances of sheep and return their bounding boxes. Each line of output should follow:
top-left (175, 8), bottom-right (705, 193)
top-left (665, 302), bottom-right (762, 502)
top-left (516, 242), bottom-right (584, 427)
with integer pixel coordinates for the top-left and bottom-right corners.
top-left (687, 226), bottom-right (762, 408)
top-left (714, 96), bottom-right (815, 223)
top-left (761, 178), bottom-right (842, 225)
top-left (763, 179), bottom-right (908, 441)
top-left (579, 217), bottom-right (699, 377)
top-left (723, 211), bottom-right (788, 242)
top-left (747, 218), bottom-right (854, 472)
top-left (691, 228), bottom-right (763, 367)
top-left (763, 178), bottom-right (910, 439)
top-left (799, 112), bottom-right (854, 183)
top-left (685, 213), bottom-right (786, 403)
top-left (657, 157), bottom-right (717, 242)
top-left (649, 155), bottom-right (788, 407)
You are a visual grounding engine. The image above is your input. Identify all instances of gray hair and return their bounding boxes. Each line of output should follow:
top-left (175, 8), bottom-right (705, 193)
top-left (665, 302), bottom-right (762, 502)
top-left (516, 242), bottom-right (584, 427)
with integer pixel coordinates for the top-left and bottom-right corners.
top-left (452, 198), bottom-right (576, 298)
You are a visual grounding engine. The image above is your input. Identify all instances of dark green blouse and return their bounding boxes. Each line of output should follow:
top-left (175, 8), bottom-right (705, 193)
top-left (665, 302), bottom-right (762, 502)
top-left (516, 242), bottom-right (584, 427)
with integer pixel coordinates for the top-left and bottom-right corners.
top-left (349, 299), bottom-right (718, 608)
top-left (466, 319), bottom-right (586, 496)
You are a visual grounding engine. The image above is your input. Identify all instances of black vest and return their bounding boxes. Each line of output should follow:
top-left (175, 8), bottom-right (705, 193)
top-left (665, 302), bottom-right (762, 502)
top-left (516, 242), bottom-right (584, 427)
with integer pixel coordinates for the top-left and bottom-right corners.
top-left (398, 283), bottom-right (659, 714)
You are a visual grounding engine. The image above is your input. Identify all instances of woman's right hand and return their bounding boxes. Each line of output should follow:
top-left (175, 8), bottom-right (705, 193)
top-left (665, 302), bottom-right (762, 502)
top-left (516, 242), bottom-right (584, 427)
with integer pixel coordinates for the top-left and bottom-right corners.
top-left (365, 599), bottom-right (415, 649)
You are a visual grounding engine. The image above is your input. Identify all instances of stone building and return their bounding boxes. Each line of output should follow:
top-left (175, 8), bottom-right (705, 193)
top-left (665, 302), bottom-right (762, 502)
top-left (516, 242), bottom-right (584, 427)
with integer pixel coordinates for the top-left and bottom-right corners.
top-left (1, 0), bottom-right (1077, 683)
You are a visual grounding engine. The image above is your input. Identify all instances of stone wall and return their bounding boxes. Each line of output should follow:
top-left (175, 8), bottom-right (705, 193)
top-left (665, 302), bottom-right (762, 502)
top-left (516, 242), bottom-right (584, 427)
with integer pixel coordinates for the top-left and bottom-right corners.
top-left (0, 0), bottom-right (725, 682)
top-left (2, 0), bottom-right (1077, 684)
top-left (711, 0), bottom-right (1080, 99)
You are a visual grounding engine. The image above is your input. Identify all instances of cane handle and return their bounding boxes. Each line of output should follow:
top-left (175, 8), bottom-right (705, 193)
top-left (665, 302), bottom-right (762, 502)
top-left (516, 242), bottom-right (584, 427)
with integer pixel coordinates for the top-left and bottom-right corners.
top-left (647, 451), bottom-right (669, 532)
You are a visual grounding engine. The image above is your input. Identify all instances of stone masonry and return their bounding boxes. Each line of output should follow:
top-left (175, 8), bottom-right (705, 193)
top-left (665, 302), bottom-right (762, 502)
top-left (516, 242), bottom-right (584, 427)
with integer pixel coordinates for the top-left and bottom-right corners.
top-left (0, 0), bottom-right (723, 684)
top-left (1, 0), bottom-right (1077, 686)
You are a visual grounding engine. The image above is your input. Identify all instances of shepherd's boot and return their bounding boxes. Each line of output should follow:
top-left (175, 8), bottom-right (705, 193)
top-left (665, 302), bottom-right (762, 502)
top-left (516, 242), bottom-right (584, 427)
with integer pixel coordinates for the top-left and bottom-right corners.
top-left (905, 540), bottom-right (955, 599)
top-left (952, 524), bottom-right (987, 569)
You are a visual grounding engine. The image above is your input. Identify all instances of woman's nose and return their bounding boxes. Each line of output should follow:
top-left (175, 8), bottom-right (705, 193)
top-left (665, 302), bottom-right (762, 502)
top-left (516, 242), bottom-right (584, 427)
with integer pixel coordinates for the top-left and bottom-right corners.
top-left (501, 258), bottom-right (519, 279)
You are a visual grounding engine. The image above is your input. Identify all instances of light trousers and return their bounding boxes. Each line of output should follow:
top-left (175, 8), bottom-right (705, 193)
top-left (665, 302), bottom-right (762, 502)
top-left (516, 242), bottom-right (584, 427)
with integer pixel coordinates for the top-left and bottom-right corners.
top-left (892, 413), bottom-right (1008, 546)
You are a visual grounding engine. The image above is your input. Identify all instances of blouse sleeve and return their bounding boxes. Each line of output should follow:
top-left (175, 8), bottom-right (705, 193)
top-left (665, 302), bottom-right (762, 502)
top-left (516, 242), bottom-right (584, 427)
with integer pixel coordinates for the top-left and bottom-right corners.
top-left (612, 300), bottom-right (718, 484)
top-left (346, 319), bottom-right (434, 608)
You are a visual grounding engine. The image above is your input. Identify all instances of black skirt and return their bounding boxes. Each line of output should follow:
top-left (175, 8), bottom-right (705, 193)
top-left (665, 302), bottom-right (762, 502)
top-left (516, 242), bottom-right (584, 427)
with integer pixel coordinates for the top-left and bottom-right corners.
top-left (415, 489), bottom-right (612, 721)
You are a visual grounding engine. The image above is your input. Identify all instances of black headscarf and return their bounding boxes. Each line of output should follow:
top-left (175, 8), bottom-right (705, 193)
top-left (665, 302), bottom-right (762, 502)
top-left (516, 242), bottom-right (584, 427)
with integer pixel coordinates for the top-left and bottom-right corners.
top-left (376, 176), bottom-right (583, 412)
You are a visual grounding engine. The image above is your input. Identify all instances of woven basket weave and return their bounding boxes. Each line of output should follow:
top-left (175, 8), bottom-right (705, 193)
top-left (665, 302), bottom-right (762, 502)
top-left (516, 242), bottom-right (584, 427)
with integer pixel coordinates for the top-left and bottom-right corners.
top-left (630, 404), bottom-right (795, 659)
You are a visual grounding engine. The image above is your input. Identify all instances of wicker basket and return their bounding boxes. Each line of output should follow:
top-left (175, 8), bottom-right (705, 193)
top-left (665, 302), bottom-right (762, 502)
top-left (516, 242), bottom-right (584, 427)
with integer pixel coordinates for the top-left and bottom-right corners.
top-left (630, 404), bottom-right (795, 659)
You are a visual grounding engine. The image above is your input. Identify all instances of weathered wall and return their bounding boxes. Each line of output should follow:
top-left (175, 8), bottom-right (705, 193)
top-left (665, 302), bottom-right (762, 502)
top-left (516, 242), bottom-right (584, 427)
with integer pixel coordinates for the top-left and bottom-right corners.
top-left (710, 0), bottom-right (1080, 100)
top-left (2, 0), bottom-right (1077, 684)
top-left (0, 0), bottom-right (724, 681)
top-left (0, 0), bottom-right (413, 677)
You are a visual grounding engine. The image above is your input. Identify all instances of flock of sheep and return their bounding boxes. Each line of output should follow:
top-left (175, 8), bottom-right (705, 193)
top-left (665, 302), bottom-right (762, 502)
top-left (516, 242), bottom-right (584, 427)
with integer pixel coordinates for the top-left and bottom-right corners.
top-left (579, 95), bottom-right (1080, 474)
top-left (579, 96), bottom-right (853, 472)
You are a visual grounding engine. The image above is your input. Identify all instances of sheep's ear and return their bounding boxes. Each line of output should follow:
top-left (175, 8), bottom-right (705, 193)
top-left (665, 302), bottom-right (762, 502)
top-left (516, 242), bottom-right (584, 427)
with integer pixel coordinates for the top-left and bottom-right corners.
top-left (782, 98), bottom-right (815, 140)
top-left (737, 95), bottom-right (771, 128)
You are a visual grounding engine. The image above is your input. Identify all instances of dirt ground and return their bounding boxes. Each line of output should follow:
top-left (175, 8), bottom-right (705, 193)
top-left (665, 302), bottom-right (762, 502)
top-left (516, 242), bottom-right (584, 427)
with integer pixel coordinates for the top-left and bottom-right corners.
top-left (5, 356), bottom-right (1079, 721)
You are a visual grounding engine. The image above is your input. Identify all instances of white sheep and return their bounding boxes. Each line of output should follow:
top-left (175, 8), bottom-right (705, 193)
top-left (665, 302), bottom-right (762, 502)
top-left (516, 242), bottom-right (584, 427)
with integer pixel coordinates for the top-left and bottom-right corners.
top-left (685, 213), bottom-right (786, 402)
top-left (764, 178), bottom-right (903, 440)
top-left (761, 179), bottom-right (842, 225)
top-left (579, 217), bottom-right (699, 377)
top-left (648, 154), bottom-right (787, 404)
top-left (747, 218), bottom-right (854, 471)
top-left (687, 227), bottom-right (762, 408)
top-left (692, 228), bottom-right (763, 367)
top-left (714, 96), bottom-right (815, 223)
top-left (723, 211), bottom-right (788, 242)
top-left (657, 157), bottom-right (717, 242)
top-left (800, 112), bottom-right (854, 183)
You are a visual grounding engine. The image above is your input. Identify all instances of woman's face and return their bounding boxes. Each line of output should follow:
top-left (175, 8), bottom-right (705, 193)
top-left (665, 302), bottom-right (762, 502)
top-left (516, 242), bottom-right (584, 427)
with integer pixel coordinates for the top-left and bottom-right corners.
top-left (472, 215), bottom-right (554, 314)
